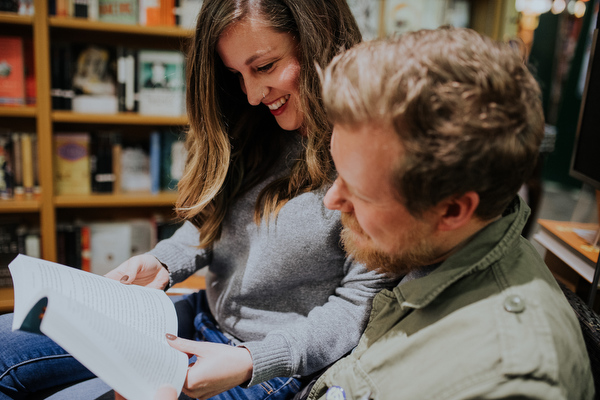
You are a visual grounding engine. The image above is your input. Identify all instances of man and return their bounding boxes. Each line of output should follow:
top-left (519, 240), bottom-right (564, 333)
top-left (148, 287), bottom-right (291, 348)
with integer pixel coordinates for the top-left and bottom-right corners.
top-left (309, 27), bottom-right (594, 399)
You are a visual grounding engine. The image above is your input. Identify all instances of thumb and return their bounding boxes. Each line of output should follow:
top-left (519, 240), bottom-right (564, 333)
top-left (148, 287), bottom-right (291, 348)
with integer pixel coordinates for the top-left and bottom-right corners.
top-left (165, 334), bottom-right (200, 355)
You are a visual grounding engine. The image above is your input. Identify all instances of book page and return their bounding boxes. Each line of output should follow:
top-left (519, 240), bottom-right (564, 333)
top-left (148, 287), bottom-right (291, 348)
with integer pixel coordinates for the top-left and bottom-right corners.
top-left (41, 291), bottom-right (187, 400)
top-left (10, 254), bottom-right (177, 340)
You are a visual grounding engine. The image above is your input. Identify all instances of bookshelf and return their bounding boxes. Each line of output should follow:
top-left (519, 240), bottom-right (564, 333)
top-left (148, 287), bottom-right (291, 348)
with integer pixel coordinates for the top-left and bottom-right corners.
top-left (0, 0), bottom-right (192, 312)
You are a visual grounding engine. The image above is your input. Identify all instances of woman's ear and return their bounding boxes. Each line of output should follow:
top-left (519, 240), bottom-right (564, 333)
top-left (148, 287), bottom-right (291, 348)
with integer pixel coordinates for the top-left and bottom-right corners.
top-left (434, 191), bottom-right (480, 232)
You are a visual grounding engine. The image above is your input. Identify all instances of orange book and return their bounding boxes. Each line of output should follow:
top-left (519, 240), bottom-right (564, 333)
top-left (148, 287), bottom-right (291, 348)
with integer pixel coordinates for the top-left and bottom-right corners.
top-left (0, 36), bottom-right (26, 107)
top-left (80, 225), bottom-right (91, 272)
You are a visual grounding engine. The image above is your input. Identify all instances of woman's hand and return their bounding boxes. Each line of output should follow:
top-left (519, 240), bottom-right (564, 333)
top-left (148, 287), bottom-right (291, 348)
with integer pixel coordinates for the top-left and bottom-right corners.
top-left (166, 334), bottom-right (254, 400)
top-left (104, 254), bottom-right (170, 290)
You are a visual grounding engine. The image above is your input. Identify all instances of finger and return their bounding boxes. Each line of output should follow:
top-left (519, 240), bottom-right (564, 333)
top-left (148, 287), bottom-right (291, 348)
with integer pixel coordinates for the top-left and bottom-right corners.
top-left (154, 384), bottom-right (178, 400)
top-left (165, 334), bottom-right (202, 355)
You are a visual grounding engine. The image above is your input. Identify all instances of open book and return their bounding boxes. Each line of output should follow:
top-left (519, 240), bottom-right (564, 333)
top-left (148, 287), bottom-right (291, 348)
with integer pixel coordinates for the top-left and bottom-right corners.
top-left (9, 254), bottom-right (188, 400)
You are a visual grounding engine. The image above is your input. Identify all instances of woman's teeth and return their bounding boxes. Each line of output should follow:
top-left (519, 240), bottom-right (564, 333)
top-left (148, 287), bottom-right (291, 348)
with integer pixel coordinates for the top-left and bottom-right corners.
top-left (267, 95), bottom-right (290, 110)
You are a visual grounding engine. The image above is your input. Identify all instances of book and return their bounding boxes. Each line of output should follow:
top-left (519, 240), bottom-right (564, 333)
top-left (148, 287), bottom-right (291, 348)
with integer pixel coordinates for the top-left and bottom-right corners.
top-left (160, 130), bottom-right (186, 191)
top-left (534, 219), bottom-right (600, 290)
top-left (177, 0), bottom-right (202, 30)
top-left (98, 0), bottom-right (138, 24)
top-left (0, 135), bottom-right (12, 200)
top-left (88, 220), bottom-right (155, 276)
top-left (90, 132), bottom-right (116, 193)
top-left (23, 39), bottom-right (36, 105)
top-left (0, 36), bottom-right (26, 107)
top-left (0, 0), bottom-right (18, 12)
top-left (20, 132), bottom-right (34, 198)
top-left (150, 131), bottom-right (161, 194)
top-left (73, 0), bottom-right (88, 17)
top-left (120, 146), bottom-right (150, 192)
top-left (9, 254), bottom-right (187, 400)
top-left (71, 45), bottom-right (118, 114)
top-left (138, 50), bottom-right (185, 116)
top-left (11, 132), bottom-right (23, 199)
top-left (139, 0), bottom-right (161, 26)
top-left (54, 133), bottom-right (91, 196)
top-left (116, 47), bottom-right (138, 112)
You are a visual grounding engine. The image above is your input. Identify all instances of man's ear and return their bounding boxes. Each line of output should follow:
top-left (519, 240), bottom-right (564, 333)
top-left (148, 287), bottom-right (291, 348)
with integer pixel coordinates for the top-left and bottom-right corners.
top-left (434, 192), bottom-right (480, 232)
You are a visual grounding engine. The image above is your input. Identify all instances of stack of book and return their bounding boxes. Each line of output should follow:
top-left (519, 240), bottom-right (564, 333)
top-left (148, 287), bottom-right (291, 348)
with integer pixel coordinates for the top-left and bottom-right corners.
top-left (0, 131), bottom-right (39, 201)
top-left (48, 0), bottom-right (203, 30)
top-left (51, 44), bottom-right (185, 117)
top-left (53, 130), bottom-right (186, 196)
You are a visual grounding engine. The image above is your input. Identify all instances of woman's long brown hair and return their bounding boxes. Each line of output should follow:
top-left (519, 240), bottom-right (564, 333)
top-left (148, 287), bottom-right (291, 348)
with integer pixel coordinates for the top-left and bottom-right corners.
top-left (176, 0), bottom-right (362, 248)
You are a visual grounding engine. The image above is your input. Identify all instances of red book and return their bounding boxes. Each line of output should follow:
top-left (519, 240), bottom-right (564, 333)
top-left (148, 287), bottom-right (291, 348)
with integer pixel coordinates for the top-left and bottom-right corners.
top-left (0, 36), bottom-right (26, 107)
top-left (23, 39), bottom-right (36, 105)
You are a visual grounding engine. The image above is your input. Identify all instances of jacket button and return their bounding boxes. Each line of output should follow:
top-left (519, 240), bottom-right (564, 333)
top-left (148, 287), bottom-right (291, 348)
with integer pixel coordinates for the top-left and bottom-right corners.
top-left (504, 295), bottom-right (525, 313)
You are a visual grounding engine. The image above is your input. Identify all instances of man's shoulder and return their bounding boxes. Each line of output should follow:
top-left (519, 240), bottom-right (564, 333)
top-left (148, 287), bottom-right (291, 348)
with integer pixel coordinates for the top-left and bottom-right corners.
top-left (344, 267), bottom-right (593, 399)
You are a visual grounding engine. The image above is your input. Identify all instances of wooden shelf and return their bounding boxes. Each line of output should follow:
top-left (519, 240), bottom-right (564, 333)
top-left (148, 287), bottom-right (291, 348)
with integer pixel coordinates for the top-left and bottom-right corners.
top-left (52, 111), bottom-right (188, 126)
top-left (0, 287), bottom-right (14, 314)
top-left (0, 11), bottom-right (34, 25)
top-left (49, 16), bottom-right (192, 38)
top-left (0, 106), bottom-right (36, 118)
top-left (0, 199), bottom-right (40, 213)
top-left (54, 192), bottom-right (178, 208)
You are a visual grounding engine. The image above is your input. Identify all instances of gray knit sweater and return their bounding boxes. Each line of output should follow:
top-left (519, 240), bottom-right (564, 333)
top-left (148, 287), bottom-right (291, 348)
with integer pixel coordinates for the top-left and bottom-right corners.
top-left (149, 135), bottom-right (392, 386)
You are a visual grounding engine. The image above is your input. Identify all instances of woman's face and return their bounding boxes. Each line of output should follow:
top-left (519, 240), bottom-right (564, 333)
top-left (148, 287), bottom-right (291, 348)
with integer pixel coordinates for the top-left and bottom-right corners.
top-left (216, 17), bottom-right (304, 131)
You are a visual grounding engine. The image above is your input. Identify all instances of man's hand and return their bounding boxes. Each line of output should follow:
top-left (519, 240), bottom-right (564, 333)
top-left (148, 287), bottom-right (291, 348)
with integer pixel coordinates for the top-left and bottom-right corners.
top-left (166, 334), bottom-right (254, 400)
top-left (104, 254), bottom-right (170, 289)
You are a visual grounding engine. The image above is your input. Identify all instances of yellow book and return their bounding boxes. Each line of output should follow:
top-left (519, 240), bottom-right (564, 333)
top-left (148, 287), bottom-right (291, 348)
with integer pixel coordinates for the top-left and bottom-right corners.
top-left (54, 133), bottom-right (91, 195)
top-left (20, 133), bottom-right (34, 198)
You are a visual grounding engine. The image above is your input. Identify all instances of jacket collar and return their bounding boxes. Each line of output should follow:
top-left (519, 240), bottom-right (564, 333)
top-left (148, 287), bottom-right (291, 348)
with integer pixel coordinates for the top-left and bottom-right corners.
top-left (393, 196), bottom-right (530, 309)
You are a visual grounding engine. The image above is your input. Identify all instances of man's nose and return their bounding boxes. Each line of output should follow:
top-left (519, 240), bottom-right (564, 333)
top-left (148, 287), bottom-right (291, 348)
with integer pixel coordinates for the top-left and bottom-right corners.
top-left (324, 179), bottom-right (353, 213)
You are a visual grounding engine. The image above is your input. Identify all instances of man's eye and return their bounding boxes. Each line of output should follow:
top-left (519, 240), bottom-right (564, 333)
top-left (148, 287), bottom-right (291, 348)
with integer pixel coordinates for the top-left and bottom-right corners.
top-left (257, 62), bottom-right (274, 72)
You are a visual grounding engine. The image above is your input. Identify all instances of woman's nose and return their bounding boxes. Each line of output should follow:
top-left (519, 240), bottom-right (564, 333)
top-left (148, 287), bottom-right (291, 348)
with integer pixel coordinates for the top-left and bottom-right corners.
top-left (242, 77), bottom-right (264, 106)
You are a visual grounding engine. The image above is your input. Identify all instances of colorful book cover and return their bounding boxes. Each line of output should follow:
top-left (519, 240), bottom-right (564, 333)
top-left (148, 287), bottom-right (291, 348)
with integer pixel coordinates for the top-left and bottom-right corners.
top-left (98, 0), bottom-right (138, 24)
top-left (54, 133), bottom-right (91, 196)
top-left (0, 36), bottom-right (26, 107)
top-left (138, 50), bottom-right (185, 116)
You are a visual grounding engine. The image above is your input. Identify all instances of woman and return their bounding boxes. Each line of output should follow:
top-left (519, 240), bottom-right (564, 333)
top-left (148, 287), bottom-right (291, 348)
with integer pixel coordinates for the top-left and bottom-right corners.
top-left (0, 1), bottom-right (393, 399)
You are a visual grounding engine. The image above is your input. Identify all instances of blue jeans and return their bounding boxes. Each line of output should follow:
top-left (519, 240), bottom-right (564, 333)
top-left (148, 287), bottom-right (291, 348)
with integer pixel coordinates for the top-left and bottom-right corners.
top-left (0, 291), bottom-right (302, 400)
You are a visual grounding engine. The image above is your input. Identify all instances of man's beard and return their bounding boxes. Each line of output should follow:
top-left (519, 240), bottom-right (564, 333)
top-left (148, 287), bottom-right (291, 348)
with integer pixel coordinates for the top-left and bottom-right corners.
top-left (340, 212), bottom-right (437, 276)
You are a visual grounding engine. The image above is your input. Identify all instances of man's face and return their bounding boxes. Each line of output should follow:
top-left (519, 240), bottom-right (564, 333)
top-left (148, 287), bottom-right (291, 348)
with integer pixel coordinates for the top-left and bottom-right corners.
top-left (324, 123), bottom-right (438, 274)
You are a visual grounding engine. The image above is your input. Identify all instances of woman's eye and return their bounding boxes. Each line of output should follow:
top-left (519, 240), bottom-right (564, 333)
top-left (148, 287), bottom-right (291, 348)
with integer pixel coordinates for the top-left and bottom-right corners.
top-left (256, 62), bottom-right (274, 72)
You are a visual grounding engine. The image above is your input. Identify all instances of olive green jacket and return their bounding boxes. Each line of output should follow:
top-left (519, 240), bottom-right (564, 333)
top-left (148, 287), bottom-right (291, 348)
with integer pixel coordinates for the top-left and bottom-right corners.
top-left (308, 197), bottom-right (594, 400)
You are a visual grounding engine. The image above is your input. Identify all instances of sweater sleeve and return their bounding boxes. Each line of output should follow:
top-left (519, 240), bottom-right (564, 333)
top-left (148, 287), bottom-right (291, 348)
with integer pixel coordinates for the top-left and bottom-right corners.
top-left (241, 259), bottom-right (395, 386)
top-left (147, 221), bottom-right (211, 287)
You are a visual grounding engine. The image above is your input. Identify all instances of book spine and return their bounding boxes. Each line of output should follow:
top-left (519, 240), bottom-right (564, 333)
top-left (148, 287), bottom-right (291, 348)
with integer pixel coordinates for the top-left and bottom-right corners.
top-left (117, 47), bottom-right (127, 112)
top-left (0, 136), bottom-right (11, 200)
top-left (23, 39), bottom-right (36, 105)
top-left (125, 49), bottom-right (137, 112)
top-left (111, 133), bottom-right (122, 193)
top-left (73, 0), bottom-right (88, 18)
top-left (11, 132), bottom-right (23, 200)
top-left (149, 131), bottom-right (161, 195)
top-left (20, 133), bottom-right (34, 199)
top-left (90, 132), bottom-right (114, 193)
top-left (50, 43), bottom-right (64, 110)
top-left (54, 133), bottom-right (91, 196)
top-left (80, 224), bottom-right (91, 272)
